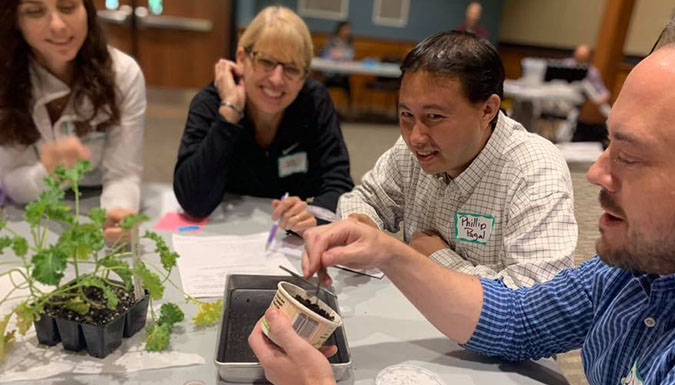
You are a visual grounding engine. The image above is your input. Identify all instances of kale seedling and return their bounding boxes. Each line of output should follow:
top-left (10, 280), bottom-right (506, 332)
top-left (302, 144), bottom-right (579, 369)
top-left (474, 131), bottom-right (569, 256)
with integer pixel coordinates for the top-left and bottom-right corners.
top-left (0, 161), bottom-right (221, 360)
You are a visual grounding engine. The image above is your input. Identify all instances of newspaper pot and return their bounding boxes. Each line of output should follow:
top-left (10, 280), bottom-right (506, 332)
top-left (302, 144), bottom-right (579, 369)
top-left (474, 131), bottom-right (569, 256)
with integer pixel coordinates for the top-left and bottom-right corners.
top-left (33, 290), bottom-right (150, 359)
top-left (262, 281), bottom-right (342, 349)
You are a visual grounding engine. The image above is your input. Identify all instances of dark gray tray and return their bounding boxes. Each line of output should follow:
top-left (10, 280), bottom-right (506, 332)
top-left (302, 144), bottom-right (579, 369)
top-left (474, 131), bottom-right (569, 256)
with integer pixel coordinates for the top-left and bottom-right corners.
top-left (215, 274), bottom-right (352, 383)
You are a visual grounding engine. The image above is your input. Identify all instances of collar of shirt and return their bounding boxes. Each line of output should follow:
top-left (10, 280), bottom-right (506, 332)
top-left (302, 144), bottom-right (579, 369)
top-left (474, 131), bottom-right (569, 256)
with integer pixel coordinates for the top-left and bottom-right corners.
top-left (631, 269), bottom-right (675, 296)
top-left (30, 58), bottom-right (72, 111)
top-left (29, 58), bottom-right (105, 137)
top-left (436, 111), bottom-right (511, 197)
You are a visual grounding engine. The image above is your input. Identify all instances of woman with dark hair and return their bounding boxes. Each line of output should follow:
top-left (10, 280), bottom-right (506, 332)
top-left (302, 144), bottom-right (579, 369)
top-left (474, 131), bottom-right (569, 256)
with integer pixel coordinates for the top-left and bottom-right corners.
top-left (0, 0), bottom-right (146, 242)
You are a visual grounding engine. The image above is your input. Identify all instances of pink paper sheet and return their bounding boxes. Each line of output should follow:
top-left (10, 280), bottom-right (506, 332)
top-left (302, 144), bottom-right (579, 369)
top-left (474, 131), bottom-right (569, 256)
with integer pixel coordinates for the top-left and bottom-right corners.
top-left (153, 212), bottom-right (208, 234)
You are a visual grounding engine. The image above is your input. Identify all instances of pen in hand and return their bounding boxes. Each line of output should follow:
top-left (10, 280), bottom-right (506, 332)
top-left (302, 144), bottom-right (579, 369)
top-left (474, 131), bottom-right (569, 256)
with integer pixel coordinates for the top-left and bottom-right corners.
top-left (265, 192), bottom-right (289, 250)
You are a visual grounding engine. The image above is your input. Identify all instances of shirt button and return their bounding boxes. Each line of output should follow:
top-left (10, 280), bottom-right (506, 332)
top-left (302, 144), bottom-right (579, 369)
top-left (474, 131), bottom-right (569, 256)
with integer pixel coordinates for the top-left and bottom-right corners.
top-left (644, 317), bottom-right (656, 328)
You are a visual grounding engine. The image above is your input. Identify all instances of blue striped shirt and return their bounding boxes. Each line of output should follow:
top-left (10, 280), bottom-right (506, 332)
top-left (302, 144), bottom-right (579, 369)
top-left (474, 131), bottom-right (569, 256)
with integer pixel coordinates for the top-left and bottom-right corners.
top-left (465, 256), bottom-right (675, 384)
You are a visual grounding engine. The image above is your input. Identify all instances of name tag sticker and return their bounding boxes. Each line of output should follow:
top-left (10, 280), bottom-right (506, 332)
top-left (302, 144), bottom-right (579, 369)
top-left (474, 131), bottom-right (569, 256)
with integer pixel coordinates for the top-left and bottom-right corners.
top-left (454, 212), bottom-right (495, 245)
top-left (278, 152), bottom-right (308, 178)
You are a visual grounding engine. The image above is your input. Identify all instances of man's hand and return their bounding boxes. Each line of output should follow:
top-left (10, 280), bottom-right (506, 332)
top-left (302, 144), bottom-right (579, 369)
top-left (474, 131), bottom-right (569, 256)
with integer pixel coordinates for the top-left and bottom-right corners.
top-left (249, 308), bottom-right (337, 385)
top-left (272, 196), bottom-right (317, 235)
top-left (347, 213), bottom-right (378, 228)
top-left (214, 59), bottom-right (245, 123)
top-left (40, 136), bottom-right (91, 174)
top-left (409, 230), bottom-right (449, 257)
top-left (302, 220), bottom-right (403, 286)
top-left (103, 208), bottom-right (136, 244)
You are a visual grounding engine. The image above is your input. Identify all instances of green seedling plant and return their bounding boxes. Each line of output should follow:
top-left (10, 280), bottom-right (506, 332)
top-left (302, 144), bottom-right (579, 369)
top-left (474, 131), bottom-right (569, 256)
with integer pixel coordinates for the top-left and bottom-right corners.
top-left (0, 161), bottom-right (221, 361)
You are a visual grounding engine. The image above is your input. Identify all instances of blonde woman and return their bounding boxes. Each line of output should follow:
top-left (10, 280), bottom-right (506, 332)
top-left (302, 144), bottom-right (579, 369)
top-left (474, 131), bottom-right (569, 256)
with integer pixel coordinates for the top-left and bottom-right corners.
top-left (174, 6), bottom-right (353, 233)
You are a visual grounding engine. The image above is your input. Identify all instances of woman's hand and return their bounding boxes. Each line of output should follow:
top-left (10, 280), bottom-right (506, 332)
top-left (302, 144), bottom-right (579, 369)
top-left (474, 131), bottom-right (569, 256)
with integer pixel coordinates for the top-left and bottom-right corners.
top-left (103, 208), bottom-right (137, 244)
top-left (39, 136), bottom-right (91, 174)
top-left (271, 196), bottom-right (317, 235)
top-left (214, 59), bottom-right (245, 123)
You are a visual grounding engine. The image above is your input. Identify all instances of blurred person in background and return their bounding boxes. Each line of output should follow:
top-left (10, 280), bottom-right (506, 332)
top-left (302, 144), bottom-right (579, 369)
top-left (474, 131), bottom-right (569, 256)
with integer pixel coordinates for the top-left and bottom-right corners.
top-left (319, 21), bottom-right (354, 103)
top-left (456, 2), bottom-right (488, 39)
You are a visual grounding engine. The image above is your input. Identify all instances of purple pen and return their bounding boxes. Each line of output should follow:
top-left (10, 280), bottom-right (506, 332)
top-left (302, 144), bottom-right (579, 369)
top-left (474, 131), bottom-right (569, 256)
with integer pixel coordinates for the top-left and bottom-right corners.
top-left (265, 192), bottom-right (289, 250)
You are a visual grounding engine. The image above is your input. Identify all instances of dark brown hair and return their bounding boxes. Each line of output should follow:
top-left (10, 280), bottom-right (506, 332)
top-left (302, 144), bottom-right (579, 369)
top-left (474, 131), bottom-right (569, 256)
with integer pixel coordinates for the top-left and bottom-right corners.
top-left (0, 0), bottom-right (120, 146)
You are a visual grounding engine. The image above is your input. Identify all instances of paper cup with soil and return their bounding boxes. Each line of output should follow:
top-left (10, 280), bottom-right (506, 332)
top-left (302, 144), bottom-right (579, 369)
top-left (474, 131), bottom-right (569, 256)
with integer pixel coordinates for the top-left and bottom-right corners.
top-left (262, 281), bottom-right (342, 349)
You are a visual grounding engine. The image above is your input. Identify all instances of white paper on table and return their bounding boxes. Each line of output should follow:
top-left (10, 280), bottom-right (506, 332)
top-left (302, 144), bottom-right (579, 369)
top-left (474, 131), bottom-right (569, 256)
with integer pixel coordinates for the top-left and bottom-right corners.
top-left (0, 329), bottom-right (204, 383)
top-left (268, 235), bottom-right (385, 279)
top-left (0, 275), bottom-right (204, 383)
top-left (173, 232), bottom-right (300, 298)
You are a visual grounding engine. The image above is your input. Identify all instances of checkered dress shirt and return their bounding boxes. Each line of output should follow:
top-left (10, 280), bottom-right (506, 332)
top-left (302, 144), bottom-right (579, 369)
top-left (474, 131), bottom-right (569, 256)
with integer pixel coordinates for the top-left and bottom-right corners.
top-left (338, 112), bottom-right (577, 288)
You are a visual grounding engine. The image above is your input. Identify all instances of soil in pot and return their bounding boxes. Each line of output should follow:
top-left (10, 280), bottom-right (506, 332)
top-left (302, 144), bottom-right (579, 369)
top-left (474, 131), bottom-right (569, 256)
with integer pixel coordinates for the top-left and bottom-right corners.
top-left (45, 285), bottom-right (137, 325)
top-left (293, 294), bottom-right (335, 321)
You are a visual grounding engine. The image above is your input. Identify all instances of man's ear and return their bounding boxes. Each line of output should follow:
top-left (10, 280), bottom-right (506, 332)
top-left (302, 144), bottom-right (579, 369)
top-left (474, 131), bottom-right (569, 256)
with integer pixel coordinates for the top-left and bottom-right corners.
top-left (481, 94), bottom-right (501, 129)
top-left (236, 47), bottom-right (245, 66)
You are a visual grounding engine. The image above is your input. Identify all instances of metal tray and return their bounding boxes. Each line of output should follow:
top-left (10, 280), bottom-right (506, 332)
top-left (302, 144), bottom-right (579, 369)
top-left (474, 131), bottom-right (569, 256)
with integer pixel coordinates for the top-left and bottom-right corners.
top-left (215, 274), bottom-right (352, 383)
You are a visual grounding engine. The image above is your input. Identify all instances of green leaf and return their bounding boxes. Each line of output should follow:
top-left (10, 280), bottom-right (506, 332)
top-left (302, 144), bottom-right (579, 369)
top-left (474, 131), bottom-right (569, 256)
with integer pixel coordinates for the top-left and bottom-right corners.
top-left (144, 231), bottom-right (179, 271)
top-left (0, 314), bottom-right (13, 362)
top-left (101, 285), bottom-right (119, 309)
top-left (192, 299), bottom-right (222, 325)
top-left (0, 236), bottom-right (12, 252)
top-left (63, 160), bottom-right (92, 185)
top-left (157, 303), bottom-right (184, 326)
top-left (120, 214), bottom-right (148, 231)
top-left (11, 237), bottom-right (28, 257)
top-left (58, 223), bottom-right (104, 261)
top-left (45, 203), bottom-right (74, 225)
top-left (24, 201), bottom-right (46, 227)
top-left (145, 323), bottom-right (171, 351)
top-left (132, 263), bottom-right (164, 300)
top-left (0, 217), bottom-right (6, 231)
top-left (99, 256), bottom-right (132, 289)
top-left (13, 301), bottom-right (42, 335)
top-left (31, 246), bottom-right (67, 285)
top-left (88, 207), bottom-right (107, 226)
top-left (80, 276), bottom-right (120, 310)
top-left (3, 329), bottom-right (15, 351)
top-left (65, 297), bottom-right (90, 315)
top-left (52, 161), bottom-right (92, 188)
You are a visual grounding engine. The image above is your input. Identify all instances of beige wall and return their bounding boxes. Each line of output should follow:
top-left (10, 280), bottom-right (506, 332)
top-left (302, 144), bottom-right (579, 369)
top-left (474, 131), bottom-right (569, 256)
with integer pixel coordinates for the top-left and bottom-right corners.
top-left (499, 0), bottom-right (674, 56)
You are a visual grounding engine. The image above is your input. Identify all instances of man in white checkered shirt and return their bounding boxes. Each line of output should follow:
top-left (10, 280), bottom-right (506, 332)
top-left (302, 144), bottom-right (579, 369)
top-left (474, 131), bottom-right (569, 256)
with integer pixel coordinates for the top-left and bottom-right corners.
top-left (338, 32), bottom-right (577, 288)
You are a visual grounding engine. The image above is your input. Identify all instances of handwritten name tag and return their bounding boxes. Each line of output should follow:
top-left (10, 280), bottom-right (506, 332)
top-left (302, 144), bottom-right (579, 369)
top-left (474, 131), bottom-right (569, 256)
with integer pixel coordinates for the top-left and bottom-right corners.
top-left (278, 152), bottom-right (308, 178)
top-left (454, 212), bottom-right (495, 245)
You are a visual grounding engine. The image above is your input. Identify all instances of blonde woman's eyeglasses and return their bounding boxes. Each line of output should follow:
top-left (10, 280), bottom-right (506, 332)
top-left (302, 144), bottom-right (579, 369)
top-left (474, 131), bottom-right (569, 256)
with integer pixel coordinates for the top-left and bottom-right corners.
top-left (245, 48), bottom-right (307, 81)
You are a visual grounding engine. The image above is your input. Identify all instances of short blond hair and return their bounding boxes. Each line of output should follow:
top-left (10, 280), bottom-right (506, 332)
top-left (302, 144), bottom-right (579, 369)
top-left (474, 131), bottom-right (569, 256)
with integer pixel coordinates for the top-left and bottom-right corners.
top-left (238, 6), bottom-right (313, 69)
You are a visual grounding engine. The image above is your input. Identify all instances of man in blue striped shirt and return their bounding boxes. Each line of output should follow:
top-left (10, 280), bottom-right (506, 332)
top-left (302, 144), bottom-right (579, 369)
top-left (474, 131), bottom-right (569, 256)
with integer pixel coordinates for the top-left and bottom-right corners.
top-left (249, 43), bottom-right (675, 385)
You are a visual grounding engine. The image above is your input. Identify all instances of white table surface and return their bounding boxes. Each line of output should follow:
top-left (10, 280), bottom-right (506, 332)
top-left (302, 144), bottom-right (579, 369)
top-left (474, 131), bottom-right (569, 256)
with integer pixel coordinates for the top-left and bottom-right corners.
top-left (310, 57), bottom-right (401, 78)
top-left (504, 79), bottom-right (585, 105)
top-left (1, 184), bottom-right (568, 385)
